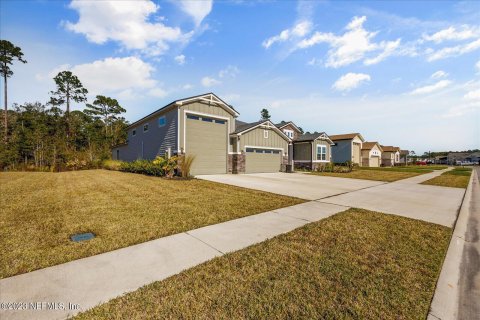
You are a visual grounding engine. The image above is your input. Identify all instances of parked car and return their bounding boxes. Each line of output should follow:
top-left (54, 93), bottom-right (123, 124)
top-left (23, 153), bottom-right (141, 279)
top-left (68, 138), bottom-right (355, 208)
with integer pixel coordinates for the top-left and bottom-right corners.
top-left (416, 161), bottom-right (427, 165)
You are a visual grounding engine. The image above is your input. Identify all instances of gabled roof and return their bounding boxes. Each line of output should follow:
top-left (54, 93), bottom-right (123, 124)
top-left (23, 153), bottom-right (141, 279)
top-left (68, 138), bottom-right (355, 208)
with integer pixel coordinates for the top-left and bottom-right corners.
top-left (400, 150), bottom-right (410, 155)
top-left (295, 132), bottom-right (334, 145)
top-left (275, 121), bottom-right (302, 133)
top-left (232, 120), bottom-right (291, 142)
top-left (362, 142), bottom-right (383, 151)
top-left (329, 133), bottom-right (365, 142)
top-left (381, 146), bottom-right (400, 152)
top-left (127, 93), bottom-right (239, 129)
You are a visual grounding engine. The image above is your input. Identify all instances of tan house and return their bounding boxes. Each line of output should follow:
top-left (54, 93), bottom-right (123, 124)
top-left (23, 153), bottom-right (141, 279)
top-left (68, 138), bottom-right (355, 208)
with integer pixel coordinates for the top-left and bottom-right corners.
top-left (361, 142), bottom-right (383, 167)
top-left (381, 146), bottom-right (401, 166)
top-left (275, 121), bottom-right (302, 140)
top-left (293, 132), bottom-right (334, 170)
top-left (112, 93), bottom-right (291, 175)
top-left (330, 133), bottom-right (365, 165)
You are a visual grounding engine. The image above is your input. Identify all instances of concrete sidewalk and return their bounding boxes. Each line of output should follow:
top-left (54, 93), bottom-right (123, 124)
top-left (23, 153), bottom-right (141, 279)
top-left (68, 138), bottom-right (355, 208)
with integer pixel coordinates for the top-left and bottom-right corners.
top-left (320, 168), bottom-right (464, 227)
top-left (428, 167), bottom-right (480, 320)
top-left (0, 201), bottom-right (348, 320)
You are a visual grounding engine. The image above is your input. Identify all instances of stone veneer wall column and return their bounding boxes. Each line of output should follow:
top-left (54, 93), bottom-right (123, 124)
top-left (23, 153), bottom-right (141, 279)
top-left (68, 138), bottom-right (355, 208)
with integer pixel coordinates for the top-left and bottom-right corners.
top-left (228, 153), bottom-right (246, 174)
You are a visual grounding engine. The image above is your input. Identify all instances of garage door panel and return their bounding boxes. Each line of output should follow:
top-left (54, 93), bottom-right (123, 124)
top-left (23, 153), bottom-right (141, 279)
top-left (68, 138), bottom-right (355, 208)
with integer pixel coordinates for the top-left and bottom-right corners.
top-left (186, 116), bottom-right (227, 175)
top-left (245, 148), bottom-right (282, 173)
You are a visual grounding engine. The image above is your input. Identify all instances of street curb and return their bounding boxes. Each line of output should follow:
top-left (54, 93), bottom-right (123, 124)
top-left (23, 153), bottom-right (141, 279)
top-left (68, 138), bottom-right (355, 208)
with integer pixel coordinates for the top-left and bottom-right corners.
top-left (427, 169), bottom-right (475, 320)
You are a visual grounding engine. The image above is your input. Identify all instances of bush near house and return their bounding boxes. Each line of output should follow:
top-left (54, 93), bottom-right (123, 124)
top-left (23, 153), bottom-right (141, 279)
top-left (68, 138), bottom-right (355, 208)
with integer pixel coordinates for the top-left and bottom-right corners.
top-left (102, 156), bottom-right (180, 178)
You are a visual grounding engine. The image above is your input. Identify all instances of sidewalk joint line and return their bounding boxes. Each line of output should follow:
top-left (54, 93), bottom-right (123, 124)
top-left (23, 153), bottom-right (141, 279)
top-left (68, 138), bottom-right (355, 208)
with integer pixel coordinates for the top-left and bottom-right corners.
top-left (185, 232), bottom-right (225, 255)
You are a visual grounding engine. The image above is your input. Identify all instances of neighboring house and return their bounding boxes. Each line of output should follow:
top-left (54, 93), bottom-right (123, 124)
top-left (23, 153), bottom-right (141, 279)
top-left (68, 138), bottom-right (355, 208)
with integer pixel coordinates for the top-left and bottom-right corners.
top-left (330, 133), bottom-right (365, 165)
top-left (380, 146), bottom-right (401, 166)
top-left (275, 121), bottom-right (302, 140)
top-left (230, 120), bottom-right (291, 173)
top-left (447, 151), bottom-right (480, 165)
top-left (400, 150), bottom-right (410, 165)
top-left (112, 93), bottom-right (291, 175)
top-left (434, 155), bottom-right (448, 164)
top-left (361, 142), bottom-right (383, 167)
top-left (293, 132), bottom-right (334, 170)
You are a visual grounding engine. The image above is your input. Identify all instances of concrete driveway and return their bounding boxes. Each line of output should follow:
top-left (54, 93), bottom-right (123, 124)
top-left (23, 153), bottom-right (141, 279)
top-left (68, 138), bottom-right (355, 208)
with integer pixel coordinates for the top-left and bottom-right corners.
top-left (198, 171), bottom-right (465, 227)
top-left (197, 172), bottom-right (384, 200)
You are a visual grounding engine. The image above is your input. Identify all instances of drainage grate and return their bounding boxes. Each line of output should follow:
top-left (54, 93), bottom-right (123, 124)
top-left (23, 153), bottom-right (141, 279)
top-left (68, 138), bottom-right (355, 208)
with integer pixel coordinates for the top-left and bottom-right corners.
top-left (71, 232), bottom-right (95, 242)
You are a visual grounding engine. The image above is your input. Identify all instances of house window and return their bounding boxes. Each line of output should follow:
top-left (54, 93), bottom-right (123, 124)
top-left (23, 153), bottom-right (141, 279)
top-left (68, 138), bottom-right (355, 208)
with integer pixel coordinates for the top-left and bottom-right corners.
top-left (143, 123), bottom-right (149, 132)
top-left (317, 145), bottom-right (327, 161)
top-left (158, 116), bottom-right (166, 127)
top-left (132, 129), bottom-right (136, 136)
top-left (264, 130), bottom-right (269, 138)
top-left (283, 129), bottom-right (293, 139)
top-left (187, 114), bottom-right (200, 120)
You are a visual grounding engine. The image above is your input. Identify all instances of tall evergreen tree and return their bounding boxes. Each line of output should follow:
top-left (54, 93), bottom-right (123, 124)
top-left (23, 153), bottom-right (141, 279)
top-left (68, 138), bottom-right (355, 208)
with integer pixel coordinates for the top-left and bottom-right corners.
top-left (85, 95), bottom-right (126, 142)
top-left (260, 108), bottom-right (271, 120)
top-left (49, 71), bottom-right (88, 133)
top-left (0, 40), bottom-right (27, 140)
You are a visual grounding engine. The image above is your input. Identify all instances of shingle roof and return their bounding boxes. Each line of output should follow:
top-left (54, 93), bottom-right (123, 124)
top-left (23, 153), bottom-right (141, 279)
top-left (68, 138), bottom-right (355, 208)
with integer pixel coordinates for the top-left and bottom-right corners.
top-left (381, 146), bottom-right (400, 152)
top-left (233, 120), bottom-right (265, 134)
top-left (295, 132), bottom-right (327, 142)
top-left (362, 142), bottom-right (382, 151)
top-left (330, 133), bottom-right (361, 141)
top-left (127, 93), bottom-right (239, 129)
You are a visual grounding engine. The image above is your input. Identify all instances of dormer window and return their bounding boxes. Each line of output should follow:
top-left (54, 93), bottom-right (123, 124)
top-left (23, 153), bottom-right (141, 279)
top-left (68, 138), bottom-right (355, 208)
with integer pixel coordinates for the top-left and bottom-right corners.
top-left (143, 123), bottom-right (149, 132)
top-left (283, 129), bottom-right (294, 139)
top-left (132, 129), bottom-right (136, 136)
top-left (264, 130), bottom-right (269, 138)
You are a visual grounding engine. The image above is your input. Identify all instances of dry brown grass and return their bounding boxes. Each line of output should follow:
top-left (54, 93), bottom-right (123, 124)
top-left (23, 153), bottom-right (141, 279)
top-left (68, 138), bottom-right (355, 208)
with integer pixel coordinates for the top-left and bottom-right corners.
top-left (310, 169), bottom-right (424, 182)
top-left (76, 209), bottom-right (451, 320)
top-left (0, 170), bottom-right (303, 278)
top-left (421, 168), bottom-right (472, 188)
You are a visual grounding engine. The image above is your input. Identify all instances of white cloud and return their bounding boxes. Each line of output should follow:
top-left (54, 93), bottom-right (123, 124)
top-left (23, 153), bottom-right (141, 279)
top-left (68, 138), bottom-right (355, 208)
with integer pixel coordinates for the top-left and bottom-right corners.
top-left (476, 60), bottom-right (480, 72)
top-left (423, 25), bottom-right (480, 43)
top-left (174, 54), bottom-right (186, 65)
top-left (431, 70), bottom-right (448, 79)
top-left (364, 39), bottom-right (401, 65)
top-left (65, 0), bottom-right (188, 55)
top-left (410, 80), bottom-right (452, 95)
top-left (43, 56), bottom-right (170, 100)
top-left (332, 73), bottom-right (371, 92)
top-left (297, 16), bottom-right (401, 68)
top-left (427, 38), bottom-right (480, 61)
top-left (218, 65), bottom-right (239, 78)
top-left (176, 0), bottom-right (213, 26)
top-left (201, 76), bottom-right (221, 87)
top-left (262, 20), bottom-right (312, 49)
top-left (148, 88), bottom-right (168, 98)
top-left (464, 88), bottom-right (480, 101)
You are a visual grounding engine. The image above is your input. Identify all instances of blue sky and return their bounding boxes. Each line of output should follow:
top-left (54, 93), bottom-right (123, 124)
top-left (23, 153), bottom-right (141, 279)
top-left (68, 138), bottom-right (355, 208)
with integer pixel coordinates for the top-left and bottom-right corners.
top-left (1, 0), bottom-right (479, 154)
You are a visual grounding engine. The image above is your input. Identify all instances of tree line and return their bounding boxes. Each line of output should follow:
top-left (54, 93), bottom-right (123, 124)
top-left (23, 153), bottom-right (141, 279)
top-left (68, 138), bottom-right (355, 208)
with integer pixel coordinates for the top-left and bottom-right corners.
top-left (0, 40), bottom-right (128, 170)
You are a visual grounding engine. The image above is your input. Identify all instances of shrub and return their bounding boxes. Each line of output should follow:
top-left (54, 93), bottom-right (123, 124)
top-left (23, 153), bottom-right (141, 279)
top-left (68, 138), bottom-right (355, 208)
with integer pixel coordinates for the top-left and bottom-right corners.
top-left (120, 159), bottom-right (164, 176)
top-left (102, 159), bottom-right (123, 171)
top-left (178, 154), bottom-right (195, 178)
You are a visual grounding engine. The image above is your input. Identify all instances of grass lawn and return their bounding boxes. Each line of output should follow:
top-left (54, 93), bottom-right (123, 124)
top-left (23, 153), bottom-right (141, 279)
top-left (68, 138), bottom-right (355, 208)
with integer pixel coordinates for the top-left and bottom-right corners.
top-left (0, 170), bottom-right (303, 278)
top-left (421, 167), bottom-right (472, 188)
top-left (356, 166), bottom-right (436, 173)
top-left (310, 169), bottom-right (427, 182)
top-left (76, 209), bottom-right (451, 320)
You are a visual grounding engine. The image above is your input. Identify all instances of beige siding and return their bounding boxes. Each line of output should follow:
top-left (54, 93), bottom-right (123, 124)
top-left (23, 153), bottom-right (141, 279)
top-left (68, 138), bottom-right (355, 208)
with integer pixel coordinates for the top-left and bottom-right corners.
top-left (240, 127), bottom-right (288, 154)
top-left (185, 116), bottom-right (227, 175)
top-left (312, 140), bottom-right (331, 162)
top-left (352, 143), bottom-right (361, 165)
top-left (179, 101), bottom-right (235, 152)
top-left (293, 142), bottom-right (311, 161)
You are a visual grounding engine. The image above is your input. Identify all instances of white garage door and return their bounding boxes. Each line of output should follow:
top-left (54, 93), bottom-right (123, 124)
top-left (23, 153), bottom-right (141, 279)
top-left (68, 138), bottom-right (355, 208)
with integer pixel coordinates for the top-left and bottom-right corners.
top-left (369, 156), bottom-right (380, 167)
top-left (185, 114), bottom-right (227, 175)
top-left (245, 148), bottom-right (282, 173)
